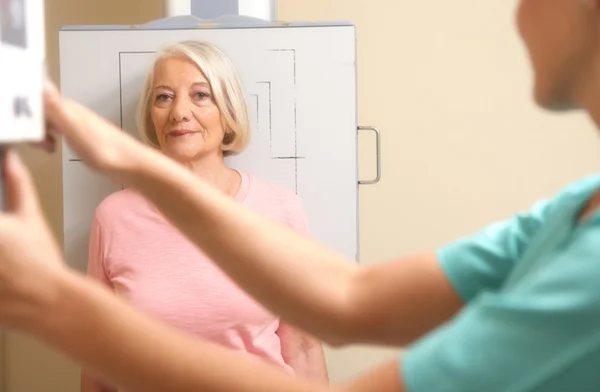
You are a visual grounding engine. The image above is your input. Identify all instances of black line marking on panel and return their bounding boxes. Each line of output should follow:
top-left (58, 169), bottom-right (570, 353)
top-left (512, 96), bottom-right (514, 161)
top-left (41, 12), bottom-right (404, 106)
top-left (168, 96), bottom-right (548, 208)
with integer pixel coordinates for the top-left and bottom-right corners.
top-left (118, 54), bottom-right (123, 129)
top-left (250, 94), bottom-right (259, 128)
top-left (268, 49), bottom-right (300, 193)
top-left (268, 49), bottom-right (298, 128)
top-left (255, 81), bottom-right (272, 152)
top-left (268, 49), bottom-right (296, 85)
top-left (117, 51), bottom-right (157, 131)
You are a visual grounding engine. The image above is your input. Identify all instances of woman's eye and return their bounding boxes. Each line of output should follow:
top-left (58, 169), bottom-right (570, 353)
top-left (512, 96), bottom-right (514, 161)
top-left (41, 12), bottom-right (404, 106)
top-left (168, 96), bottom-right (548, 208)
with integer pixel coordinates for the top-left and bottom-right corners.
top-left (194, 92), bottom-right (210, 100)
top-left (156, 94), bottom-right (172, 102)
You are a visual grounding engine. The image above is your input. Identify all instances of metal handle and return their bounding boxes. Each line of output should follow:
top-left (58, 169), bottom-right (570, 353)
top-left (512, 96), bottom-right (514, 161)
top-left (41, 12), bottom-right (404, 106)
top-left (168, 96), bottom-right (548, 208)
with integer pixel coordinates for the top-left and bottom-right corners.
top-left (358, 126), bottom-right (381, 185)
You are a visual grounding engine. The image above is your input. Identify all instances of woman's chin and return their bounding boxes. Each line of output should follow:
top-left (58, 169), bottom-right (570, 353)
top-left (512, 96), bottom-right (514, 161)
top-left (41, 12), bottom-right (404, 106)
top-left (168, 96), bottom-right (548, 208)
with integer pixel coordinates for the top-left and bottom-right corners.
top-left (164, 148), bottom-right (213, 164)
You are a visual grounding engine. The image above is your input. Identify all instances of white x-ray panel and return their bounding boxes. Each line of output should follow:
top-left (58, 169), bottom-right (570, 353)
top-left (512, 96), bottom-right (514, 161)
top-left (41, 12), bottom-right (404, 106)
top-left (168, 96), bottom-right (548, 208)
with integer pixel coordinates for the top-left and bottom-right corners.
top-left (60, 17), bottom-right (359, 272)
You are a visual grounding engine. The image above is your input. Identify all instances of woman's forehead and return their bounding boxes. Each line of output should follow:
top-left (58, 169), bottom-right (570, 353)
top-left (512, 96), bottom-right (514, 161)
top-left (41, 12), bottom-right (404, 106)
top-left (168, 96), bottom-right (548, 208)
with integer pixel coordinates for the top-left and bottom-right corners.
top-left (152, 58), bottom-right (210, 86)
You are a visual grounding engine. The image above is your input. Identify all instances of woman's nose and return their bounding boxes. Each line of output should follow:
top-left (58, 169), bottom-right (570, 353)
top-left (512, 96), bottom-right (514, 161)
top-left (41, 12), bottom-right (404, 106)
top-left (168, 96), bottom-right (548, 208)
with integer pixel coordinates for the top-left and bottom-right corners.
top-left (170, 97), bottom-right (192, 122)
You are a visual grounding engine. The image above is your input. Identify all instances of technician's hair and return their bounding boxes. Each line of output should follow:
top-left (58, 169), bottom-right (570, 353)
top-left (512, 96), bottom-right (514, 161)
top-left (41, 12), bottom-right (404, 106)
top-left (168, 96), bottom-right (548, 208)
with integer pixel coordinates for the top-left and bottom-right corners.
top-left (136, 40), bottom-right (251, 156)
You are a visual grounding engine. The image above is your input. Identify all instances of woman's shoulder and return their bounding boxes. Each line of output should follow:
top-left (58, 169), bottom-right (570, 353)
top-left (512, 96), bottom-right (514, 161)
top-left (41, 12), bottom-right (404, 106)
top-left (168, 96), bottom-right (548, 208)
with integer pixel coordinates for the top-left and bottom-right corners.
top-left (243, 173), bottom-right (309, 230)
top-left (244, 172), bottom-right (303, 207)
top-left (94, 188), bottom-right (151, 220)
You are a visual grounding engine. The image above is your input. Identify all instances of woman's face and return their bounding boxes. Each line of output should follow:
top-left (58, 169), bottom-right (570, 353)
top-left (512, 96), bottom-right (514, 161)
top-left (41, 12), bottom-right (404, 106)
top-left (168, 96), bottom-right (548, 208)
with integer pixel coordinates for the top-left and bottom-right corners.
top-left (150, 57), bottom-right (226, 162)
top-left (516, 0), bottom-right (598, 110)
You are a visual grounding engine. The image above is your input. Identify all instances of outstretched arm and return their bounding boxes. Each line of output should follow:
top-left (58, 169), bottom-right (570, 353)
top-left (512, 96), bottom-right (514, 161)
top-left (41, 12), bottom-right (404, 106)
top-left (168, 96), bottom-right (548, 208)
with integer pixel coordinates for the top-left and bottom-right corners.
top-left (29, 270), bottom-right (404, 392)
top-left (0, 147), bottom-right (405, 392)
top-left (133, 150), bottom-right (461, 345)
top-left (44, 83), bottom-right (463, 347)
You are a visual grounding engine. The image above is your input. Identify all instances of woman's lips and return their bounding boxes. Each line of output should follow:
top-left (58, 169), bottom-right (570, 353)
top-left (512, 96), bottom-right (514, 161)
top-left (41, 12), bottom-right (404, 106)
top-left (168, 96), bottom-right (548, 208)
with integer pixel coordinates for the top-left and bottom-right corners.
top-left (168, 130), bottom-right (198, 137)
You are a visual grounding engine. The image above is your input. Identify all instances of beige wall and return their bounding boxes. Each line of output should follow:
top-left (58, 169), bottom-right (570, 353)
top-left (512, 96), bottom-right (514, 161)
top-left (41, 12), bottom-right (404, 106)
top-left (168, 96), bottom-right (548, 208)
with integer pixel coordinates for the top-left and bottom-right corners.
top-left (5, 0), bottom-right (600, 390)
top-left (1, 333), bottom-right (4, 391)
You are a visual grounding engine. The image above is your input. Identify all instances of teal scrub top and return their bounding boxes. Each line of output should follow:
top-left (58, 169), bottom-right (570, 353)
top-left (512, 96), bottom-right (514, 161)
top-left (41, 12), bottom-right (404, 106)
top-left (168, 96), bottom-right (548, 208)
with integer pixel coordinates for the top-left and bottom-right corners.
top-left (402, 174), bottom-right (600, 392)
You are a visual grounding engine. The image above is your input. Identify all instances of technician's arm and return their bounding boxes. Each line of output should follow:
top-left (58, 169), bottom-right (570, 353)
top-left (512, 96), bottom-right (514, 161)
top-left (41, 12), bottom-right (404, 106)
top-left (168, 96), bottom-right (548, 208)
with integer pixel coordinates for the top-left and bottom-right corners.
top-left (130, 143), bottom-right (458, 346)
top-left (29, 270), bottom-right (405, 392)
top-left (44, 83), bottom-right (462, 347)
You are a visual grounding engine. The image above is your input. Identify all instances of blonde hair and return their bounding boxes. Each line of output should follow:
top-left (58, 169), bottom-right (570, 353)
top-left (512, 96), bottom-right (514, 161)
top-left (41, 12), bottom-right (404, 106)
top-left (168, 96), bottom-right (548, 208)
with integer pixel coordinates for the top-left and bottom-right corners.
top-left (137, 40), bottom-right (250, 156)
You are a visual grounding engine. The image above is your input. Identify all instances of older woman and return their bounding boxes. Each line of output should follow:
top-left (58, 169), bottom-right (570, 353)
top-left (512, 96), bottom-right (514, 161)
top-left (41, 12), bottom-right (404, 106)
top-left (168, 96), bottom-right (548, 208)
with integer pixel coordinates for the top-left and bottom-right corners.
top-left (80, 40), bottom-right (328, 392)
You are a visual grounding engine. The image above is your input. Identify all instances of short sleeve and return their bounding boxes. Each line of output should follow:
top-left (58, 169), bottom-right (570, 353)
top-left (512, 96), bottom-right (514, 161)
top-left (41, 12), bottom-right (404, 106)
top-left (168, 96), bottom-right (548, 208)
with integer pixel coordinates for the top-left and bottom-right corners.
top-left (438, 197), bottom-right (553, 302)
top-left (285, 194), bottom-right (311, 236)
top-left (403, 224), bottom-right (600, 392)
top-left (87, 212), bottom-right (112, 288)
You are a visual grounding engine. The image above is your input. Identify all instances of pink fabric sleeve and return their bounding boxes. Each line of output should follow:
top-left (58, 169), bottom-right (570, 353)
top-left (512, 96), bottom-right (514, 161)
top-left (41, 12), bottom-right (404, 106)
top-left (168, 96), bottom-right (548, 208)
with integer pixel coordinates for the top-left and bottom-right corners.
top-left (86, 213), bottom-right (112, 288)
top-left (285, 195), bottom-right (311, 235)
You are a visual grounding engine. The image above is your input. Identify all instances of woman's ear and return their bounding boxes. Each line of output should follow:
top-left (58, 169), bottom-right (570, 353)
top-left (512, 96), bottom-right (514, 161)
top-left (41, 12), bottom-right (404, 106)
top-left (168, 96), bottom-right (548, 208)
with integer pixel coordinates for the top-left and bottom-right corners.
top-left (222, 130), bottom-right (235, 146)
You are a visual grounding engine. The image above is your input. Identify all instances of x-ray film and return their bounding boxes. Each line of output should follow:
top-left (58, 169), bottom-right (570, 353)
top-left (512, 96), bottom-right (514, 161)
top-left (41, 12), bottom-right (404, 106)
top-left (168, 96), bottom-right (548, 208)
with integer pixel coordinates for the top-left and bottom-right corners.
top-left (0, 0), bottom-right (44, 143)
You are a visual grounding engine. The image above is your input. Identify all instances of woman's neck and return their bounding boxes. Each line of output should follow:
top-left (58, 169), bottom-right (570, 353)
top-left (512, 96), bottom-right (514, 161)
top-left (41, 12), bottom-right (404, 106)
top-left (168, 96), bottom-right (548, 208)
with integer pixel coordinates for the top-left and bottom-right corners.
top-left (175, 153), bottom-right (241, 198)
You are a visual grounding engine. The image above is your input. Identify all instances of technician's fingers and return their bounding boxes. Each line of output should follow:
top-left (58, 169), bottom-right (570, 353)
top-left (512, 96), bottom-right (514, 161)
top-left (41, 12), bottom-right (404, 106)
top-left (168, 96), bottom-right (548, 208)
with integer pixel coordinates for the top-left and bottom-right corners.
top-left (30, 132), bottom-right (57, 153)
top-left (42, 78), bottom-right (137, 174)
top-left (1, 149), bottom-right (42, 218)
top-left (42, 79), bottom-right (89, 142)
top-left (42, 79), bottom-right (62, 110)
top-left (43, 80), bottom-right (95, 142)
top-left (42, 79), bottom-right (69, 136)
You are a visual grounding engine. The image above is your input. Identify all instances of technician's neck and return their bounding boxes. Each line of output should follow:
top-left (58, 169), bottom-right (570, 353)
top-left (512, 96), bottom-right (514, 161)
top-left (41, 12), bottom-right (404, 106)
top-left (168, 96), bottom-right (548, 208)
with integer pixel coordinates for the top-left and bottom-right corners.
top-left (574, 64), bottom-right (600, 131)
top-left (581, 96), bottom-right (600, 133)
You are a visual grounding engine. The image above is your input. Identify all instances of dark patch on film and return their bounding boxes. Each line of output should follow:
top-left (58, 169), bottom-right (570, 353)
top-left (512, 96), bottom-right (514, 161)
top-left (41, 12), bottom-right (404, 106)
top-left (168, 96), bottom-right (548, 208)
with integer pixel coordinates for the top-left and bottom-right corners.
top-left (1, 0), bottom-right (27, 48)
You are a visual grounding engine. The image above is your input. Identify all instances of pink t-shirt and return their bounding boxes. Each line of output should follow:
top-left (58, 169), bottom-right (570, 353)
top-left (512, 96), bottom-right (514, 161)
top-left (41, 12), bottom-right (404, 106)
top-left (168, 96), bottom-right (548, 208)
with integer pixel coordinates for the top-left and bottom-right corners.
top-left (87, 171), bottom-right (310, 374)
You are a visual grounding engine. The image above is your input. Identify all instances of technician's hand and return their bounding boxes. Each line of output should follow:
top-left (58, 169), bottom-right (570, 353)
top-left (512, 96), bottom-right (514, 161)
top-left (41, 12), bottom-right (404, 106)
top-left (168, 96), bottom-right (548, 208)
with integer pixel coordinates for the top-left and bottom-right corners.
top-left (0, 149), bottom-right (65, 329)
top-left (42, 79), bottom-right (140, 175)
